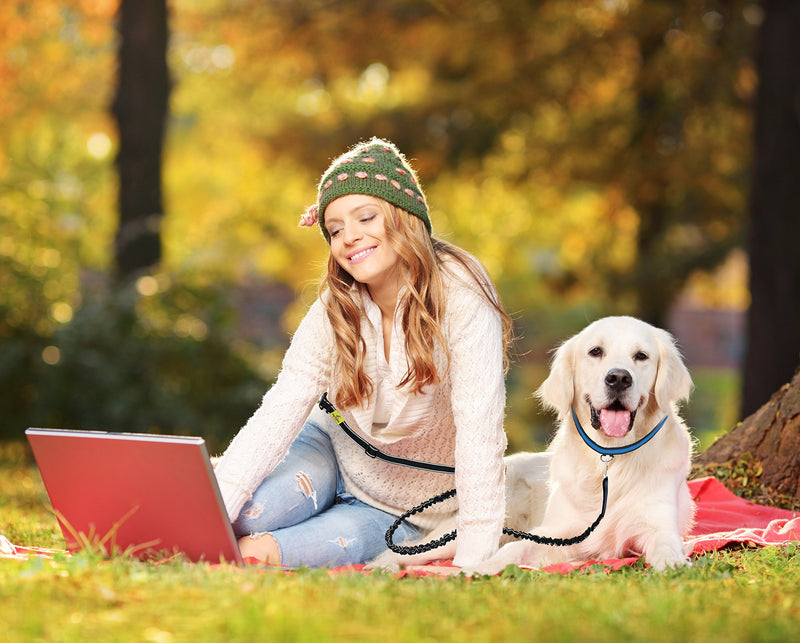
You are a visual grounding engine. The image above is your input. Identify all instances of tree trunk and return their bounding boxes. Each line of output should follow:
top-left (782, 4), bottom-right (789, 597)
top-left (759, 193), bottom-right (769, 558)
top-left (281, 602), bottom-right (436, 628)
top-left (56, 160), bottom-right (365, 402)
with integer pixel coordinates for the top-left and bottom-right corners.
top-left (696, 367), bottom-right (800, 499)
top-left (741, 0), bottom-right (800, 417)
top-left (112, 0), bottom-right (170, 280)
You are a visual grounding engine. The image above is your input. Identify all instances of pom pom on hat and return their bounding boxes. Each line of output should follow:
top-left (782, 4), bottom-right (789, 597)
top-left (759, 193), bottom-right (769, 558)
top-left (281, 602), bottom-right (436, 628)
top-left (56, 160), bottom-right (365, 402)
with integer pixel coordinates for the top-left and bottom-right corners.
top-left (299, 204), bottom-right (319, 227)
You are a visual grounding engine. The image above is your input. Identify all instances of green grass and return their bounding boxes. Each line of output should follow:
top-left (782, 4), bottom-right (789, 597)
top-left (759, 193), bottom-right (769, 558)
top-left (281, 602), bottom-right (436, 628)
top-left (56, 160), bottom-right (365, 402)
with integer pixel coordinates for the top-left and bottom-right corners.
top-left (2, 441), bottom-right (800, 642)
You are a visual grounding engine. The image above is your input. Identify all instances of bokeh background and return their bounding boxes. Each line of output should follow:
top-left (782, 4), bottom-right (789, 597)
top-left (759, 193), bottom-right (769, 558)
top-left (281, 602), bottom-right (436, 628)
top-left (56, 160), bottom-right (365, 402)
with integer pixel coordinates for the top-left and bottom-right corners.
top-left (2, 0), bottom-right (797, 455)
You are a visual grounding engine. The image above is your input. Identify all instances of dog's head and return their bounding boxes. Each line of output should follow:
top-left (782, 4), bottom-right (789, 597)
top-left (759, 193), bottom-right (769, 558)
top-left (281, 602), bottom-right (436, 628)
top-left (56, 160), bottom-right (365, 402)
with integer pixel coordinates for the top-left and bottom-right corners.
top-left (537, 316), bottom-right (692, 438)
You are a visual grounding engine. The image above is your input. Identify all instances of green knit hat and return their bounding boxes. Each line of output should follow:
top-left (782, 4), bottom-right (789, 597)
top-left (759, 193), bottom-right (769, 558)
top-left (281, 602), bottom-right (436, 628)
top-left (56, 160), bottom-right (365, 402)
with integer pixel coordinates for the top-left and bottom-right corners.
top-left (300, 138), bottom-right (431, 241)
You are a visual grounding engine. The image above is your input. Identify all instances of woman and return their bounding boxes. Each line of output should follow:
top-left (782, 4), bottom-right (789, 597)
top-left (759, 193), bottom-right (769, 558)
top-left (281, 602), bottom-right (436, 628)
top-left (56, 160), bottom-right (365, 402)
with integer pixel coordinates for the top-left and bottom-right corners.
top-left (214, 138), bottom-right (513, 570)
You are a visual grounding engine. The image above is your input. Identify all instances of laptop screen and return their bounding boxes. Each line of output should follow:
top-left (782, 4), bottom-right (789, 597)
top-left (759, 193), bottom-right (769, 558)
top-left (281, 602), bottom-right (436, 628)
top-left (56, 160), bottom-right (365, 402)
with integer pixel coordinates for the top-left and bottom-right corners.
top-left (26, 428), bottom-right (242, 564)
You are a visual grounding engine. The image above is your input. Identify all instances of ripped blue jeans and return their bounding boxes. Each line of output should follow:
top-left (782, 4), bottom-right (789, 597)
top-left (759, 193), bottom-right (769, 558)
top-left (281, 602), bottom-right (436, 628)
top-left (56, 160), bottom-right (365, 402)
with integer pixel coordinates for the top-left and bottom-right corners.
top-left (232, 420), bottom-right (424, 569)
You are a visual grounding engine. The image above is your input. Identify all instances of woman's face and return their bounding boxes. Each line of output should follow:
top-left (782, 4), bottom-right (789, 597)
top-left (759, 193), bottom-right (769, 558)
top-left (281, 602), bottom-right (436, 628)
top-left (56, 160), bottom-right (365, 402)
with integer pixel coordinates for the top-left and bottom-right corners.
top-left (324, 195), bottom-right (401, 294)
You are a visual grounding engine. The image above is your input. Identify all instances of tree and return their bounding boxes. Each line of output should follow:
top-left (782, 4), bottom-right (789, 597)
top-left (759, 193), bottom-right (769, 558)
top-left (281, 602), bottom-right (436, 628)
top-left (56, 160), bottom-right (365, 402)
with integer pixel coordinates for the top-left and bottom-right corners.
top-left (696, 366), bottom-right (800, 501)
top-left (112, 0), bottom-right (170, 280)
top-left (740, 0), bottom-right (800, 417)
top-left (605, 1), bottom-right (752, 327)
top-left (171, 0), bottom-right (755, 332)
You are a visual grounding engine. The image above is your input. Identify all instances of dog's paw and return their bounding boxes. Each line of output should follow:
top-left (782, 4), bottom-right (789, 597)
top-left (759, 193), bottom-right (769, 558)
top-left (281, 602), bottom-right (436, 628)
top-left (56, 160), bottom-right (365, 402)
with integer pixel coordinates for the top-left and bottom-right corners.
top-left (364, 560), bottom-right (402, 574)
top-left (469, 543), bottom-right (533, 577)
top-left (466, 559), bottom-right (508, 577)
top-left (647, 551), bottom-right (690, 572)
top-left (364, 551), bottom-right (406, 574)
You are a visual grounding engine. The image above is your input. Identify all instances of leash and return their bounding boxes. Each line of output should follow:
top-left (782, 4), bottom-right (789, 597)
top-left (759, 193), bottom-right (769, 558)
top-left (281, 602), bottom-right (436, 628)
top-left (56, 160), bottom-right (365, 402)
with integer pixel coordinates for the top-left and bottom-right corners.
top-left (384, 468), bottom-right (610, 555)
top-left (317, 394), bottom-right (666, 555)
top-left (318, 393), bottom-right (455, 474)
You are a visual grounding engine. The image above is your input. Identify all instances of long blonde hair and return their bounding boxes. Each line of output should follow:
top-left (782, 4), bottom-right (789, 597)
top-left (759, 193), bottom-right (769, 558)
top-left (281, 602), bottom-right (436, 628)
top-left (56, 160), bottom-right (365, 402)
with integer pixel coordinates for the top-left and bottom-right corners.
top-left (320, 201), bottom-right (514, 410)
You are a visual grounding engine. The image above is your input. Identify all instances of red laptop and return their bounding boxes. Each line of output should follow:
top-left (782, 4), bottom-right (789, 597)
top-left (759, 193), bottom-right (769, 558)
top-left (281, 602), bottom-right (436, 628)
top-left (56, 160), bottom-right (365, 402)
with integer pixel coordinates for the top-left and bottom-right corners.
top-left (26, 428), bottom-right (243, 564)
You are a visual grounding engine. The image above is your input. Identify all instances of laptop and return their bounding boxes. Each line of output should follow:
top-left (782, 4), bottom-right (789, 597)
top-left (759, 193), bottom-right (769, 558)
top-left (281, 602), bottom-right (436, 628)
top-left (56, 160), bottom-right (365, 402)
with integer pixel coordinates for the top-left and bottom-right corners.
top-left (26, 428), bottom-right (243, 564)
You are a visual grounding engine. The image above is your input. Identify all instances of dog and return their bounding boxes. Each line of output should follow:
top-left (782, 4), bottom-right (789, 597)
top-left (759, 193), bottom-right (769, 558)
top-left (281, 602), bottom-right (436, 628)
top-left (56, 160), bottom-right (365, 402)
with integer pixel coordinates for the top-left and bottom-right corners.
top-left (368, 316), bottom-right (695, 574)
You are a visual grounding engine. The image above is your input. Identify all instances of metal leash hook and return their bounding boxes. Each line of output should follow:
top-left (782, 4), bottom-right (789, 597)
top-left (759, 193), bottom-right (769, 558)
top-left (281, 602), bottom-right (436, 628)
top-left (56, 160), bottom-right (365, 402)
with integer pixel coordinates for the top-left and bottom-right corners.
top-left (600, 453), bottom-right (614, 477)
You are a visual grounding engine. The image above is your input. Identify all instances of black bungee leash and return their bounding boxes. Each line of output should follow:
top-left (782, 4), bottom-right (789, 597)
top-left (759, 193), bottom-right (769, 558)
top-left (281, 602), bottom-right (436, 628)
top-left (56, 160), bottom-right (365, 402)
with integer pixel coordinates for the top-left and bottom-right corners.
top-left (319, 393), bottom-right (645, 555)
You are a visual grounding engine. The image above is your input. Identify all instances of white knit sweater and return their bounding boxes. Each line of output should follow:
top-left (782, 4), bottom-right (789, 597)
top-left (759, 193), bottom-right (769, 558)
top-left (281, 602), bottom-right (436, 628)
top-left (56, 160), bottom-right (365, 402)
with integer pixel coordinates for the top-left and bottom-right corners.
top-left (214, 262), bottom-right (508, 568)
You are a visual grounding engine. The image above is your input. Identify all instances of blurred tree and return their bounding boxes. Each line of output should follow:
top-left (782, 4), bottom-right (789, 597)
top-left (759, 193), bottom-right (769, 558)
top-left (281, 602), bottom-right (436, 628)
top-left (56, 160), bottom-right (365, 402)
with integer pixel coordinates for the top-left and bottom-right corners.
top-left (0, 0), bottom-right (762, 444)
top-left (169, 0), bottom-right (755, 333)
top-left (113, 0), bottom-right (170, 280)
top-left (0, 1), bottom-right (118, 438)
top-left (605, 1), bottom-right (752, 326)
top-left (741, 0), bottom-right (800, 416)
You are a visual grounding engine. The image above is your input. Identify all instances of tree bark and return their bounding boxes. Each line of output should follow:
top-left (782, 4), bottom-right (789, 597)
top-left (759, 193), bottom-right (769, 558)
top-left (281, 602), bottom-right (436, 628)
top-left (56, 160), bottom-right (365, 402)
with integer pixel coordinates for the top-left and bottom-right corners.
top-left (697, 367), bottom-right (800, 499)
top-left (741, 0), bottom-right (800, 417)
top-left (112, 0), bottom-right (170, 280)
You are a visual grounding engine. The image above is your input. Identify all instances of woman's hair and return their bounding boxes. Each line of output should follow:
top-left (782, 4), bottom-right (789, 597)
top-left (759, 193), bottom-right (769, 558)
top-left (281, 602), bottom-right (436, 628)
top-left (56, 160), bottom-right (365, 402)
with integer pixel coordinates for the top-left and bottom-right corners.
top-left (320, 201), bottom-right (514, 410)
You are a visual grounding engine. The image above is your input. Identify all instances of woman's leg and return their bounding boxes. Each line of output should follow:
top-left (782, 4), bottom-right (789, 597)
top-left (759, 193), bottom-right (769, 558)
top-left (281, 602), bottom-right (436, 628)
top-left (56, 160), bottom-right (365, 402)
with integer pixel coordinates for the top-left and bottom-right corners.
top-left (231, 418), bottom-right (424, 568)
top-left (233, 420), bottom-right (339, 538)
top-left (267, 493), bottom-right (424, 569)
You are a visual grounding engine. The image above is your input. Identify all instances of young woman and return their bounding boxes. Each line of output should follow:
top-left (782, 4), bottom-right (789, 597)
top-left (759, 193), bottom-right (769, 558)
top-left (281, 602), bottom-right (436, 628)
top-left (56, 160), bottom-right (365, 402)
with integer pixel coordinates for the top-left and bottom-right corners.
top-left (214, 138), bottom-right (514, 570)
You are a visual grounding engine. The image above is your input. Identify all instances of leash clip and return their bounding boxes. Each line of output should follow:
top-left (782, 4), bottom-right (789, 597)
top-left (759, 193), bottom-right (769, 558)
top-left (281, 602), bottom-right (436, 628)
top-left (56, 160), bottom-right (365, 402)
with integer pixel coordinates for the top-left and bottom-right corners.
top-left (600, 453), bottom-right (614, 476)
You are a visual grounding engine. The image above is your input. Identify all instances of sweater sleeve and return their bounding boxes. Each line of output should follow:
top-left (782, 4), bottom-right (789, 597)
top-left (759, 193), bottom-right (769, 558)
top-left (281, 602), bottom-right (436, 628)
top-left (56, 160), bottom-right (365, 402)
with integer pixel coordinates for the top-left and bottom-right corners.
top-left (446, 280), bottom-right (508, 569)
top-left (213, 298), bottom-right (333, 522)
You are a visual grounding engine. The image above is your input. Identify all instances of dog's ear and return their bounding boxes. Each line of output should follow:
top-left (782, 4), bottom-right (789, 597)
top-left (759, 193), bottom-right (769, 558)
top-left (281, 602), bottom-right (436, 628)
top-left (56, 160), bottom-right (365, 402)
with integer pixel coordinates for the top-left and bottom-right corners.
top-left (653, 327), bottom-right (692, 409)
top-left (536, 335), bottom-right (577, 417)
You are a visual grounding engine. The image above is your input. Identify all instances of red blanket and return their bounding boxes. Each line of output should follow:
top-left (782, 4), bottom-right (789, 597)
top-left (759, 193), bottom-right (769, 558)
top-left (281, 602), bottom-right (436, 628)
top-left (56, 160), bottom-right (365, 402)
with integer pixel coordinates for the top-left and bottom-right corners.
top-left (3, 478), bottom-right (798, 574)
top-left (531, 476), bottom-right (800, 575)
top-left (684, 476), bottom-right (800, 552)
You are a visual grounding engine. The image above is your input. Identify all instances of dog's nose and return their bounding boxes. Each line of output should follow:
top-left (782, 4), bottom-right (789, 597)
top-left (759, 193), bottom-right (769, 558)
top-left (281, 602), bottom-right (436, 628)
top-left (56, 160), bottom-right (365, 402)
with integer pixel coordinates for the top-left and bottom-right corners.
top-left (605, 369), bottom-right (632, 392)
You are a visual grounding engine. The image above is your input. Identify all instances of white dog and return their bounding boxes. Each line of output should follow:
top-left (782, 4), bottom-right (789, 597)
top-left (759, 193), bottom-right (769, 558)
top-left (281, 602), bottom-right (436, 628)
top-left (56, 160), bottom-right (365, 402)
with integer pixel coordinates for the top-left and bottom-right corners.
top-left (368, 316), bottom-right (695, 574)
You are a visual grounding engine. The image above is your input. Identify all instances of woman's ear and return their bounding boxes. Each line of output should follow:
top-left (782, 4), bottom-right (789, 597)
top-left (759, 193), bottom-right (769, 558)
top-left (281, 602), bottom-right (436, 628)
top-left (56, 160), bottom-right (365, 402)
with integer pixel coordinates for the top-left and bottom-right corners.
top-left (536, 335), bottom-right (577, 418)
top-left (653, 327), bottom-right (693, 410)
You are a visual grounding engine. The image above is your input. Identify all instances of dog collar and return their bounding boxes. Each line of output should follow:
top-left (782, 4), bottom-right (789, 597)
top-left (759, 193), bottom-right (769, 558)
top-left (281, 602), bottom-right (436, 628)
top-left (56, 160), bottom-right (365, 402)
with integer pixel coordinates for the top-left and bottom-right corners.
top-left (571, 405), bottom-right (668, 456)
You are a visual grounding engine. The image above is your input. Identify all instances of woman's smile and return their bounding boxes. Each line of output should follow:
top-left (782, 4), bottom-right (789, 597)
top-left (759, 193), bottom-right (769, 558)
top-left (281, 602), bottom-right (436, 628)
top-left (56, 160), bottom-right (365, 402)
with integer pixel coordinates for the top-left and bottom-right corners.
top-left (347, 245), bottom-right (378, 264)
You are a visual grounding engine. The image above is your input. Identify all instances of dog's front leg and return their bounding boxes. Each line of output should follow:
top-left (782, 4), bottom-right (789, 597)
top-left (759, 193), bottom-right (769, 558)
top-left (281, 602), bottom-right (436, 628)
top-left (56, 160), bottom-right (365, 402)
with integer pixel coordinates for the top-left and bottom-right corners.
top-left (642, 527), bottom-right (688, 571)
top-left (639, 488), bottom-right (692, 570)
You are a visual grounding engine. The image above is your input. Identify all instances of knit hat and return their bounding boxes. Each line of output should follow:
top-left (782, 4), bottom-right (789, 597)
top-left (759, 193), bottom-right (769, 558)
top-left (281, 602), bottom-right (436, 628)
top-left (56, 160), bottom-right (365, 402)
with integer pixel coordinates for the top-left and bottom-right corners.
top-left (299, 138), bottom-right (431, 240)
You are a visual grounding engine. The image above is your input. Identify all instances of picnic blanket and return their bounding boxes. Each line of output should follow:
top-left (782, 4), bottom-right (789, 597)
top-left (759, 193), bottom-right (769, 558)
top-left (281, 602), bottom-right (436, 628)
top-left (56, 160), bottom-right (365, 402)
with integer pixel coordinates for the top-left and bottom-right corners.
top-left (532, 476), bottom-right (800, 575)
top-left (3, 477), bottom-right (799, 574)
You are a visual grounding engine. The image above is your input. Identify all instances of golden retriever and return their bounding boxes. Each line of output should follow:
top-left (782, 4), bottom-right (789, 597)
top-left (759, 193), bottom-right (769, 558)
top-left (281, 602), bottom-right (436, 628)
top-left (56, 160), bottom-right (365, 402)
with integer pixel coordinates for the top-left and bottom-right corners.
top-left (368, 316), bottom-right (695, 574)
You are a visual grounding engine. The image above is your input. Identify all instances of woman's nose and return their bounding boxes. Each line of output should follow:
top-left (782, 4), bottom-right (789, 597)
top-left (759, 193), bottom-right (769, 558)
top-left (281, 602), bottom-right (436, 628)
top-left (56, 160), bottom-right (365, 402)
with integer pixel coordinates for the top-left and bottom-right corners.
top-left (343, 223), bottom-right (362, 244)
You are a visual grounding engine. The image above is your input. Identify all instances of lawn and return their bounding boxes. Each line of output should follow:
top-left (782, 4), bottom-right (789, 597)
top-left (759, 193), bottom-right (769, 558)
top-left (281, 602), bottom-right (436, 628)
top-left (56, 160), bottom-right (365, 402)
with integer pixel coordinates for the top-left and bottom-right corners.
top-left (2, 442), bottom-right (799, 642)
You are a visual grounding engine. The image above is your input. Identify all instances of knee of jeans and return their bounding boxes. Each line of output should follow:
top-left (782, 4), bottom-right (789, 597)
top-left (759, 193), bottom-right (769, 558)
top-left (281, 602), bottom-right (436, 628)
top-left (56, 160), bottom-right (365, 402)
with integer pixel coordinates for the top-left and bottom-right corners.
top-left (240, 500), bottom-right (266, 521)
top-left (293, 470), bottom-right (319, 509)
top-left (236, 469), bottom-right (324, 534)
top-left (328, 535), bottom-right (359, 551)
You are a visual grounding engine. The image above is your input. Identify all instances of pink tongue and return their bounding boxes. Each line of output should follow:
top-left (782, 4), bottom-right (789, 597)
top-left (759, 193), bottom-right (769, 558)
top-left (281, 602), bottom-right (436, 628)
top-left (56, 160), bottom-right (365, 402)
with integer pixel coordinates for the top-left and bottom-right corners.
top-left (599, 409), bottom-right (631, 437)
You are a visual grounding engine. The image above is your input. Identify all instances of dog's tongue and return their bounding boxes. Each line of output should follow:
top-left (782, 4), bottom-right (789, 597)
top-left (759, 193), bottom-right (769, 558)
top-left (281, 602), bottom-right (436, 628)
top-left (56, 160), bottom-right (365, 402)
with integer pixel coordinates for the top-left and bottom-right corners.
top-left (599, 408), bottom-right (631, 437)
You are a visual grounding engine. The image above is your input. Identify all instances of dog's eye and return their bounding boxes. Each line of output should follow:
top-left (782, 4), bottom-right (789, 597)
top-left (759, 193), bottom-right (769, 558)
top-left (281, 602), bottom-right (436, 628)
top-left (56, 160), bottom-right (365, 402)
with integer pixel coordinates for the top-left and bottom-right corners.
top-left (588, 347), bottom-right (603, 358)
top-left (633, 351), bottom-right (649, 362)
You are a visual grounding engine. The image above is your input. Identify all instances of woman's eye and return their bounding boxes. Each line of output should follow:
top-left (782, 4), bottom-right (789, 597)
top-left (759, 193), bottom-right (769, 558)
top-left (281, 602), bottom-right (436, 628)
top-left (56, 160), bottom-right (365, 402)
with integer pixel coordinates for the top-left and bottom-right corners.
top-left (589, 347), bottom-right (603, 358)
top-left (633, 351), bottom-right (649, 362)
top-left (360, 214), bottom-right (376, 224)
